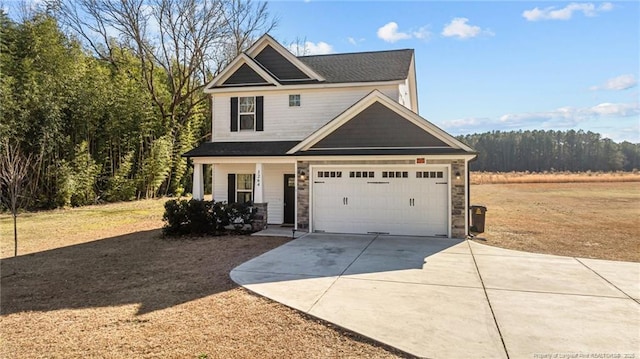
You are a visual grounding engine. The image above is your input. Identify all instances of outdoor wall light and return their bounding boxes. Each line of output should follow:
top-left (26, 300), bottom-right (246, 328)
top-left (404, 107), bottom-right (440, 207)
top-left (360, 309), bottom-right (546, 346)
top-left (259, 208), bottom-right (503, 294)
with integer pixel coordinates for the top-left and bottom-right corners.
top-left (299, 170), bottom-right (306, 181)
top-left (455, 171), bottom-right (461, 180)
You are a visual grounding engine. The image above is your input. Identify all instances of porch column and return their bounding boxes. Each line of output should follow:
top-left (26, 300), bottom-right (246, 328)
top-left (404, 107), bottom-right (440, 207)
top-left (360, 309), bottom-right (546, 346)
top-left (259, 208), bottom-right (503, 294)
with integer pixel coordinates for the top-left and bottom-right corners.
top-left (211, 163), bottom-right (216, 201)
top-left (254, 162), bottom-right (264, 203)
top-left (193, 163), bottom-right (204, 200)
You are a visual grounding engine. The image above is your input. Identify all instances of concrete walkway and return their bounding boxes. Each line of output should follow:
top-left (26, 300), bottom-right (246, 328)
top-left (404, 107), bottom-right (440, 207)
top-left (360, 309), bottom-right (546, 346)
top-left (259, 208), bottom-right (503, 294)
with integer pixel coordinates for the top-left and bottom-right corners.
top-left (230, 233), bottom-right (640, 358)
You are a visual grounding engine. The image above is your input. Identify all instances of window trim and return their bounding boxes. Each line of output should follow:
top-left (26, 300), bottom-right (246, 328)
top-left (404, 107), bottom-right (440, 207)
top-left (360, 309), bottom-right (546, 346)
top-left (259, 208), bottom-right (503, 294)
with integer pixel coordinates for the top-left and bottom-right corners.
top-left (238, 96), bottom-right (256, 131)
top-left (289, 94), bottom-right (301, 107)
top-left (236, 173), bottom-right (254, 204)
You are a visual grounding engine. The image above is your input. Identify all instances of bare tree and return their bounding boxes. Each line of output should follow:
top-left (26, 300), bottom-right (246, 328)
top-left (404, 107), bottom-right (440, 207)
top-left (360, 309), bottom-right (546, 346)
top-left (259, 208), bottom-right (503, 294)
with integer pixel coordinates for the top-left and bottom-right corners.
top-left (49, 0), bottom-right (276, 195)
top-left (51, 0), bottom-right (275, 126)
top-left (0, 141), bottom-right (34, 260)
top-left (286, 36), bottom-right (310, 56)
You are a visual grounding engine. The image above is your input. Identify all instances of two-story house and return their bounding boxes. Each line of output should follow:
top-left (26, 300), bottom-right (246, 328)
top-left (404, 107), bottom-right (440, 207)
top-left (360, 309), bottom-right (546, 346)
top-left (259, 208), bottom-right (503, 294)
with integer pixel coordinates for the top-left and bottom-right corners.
top-left (184, 34), bottom-right (477, 238)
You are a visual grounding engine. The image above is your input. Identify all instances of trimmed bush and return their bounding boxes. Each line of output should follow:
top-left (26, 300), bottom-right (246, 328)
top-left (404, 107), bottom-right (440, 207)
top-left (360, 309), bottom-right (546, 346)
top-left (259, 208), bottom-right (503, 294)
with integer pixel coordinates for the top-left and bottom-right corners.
top-left (162, 199), bottom-right (256, 236)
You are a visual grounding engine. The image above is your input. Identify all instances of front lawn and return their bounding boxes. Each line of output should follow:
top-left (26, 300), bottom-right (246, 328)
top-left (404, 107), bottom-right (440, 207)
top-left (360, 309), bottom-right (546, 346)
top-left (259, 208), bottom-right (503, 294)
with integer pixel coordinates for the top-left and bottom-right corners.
top-left (0, 200), bottom-right (406, 358)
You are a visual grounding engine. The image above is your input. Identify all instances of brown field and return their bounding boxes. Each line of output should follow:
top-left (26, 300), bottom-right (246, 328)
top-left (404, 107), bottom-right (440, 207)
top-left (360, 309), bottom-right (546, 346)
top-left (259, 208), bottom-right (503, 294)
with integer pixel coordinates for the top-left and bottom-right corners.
top-left (1, 180), bottom-right (637, 357)
top-left (471, 171), bottom-right (640, 184)
top-left (0, 200), bottom-right (407, 359)
top-left (471, 181), bottom-right (640, 262)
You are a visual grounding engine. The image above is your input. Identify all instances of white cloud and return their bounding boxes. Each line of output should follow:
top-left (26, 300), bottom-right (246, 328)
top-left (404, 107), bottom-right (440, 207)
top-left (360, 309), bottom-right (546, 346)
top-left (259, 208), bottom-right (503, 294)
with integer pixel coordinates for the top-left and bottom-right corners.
top-left (288, 41), bottom-right (334, 55)
top-left (376, 22), bottom-right (431, 43)
top-left (377, 22), bottom-right (412, 43)
top-left (442, 102), bottom-right (639, 132)
top-left (589, 102), bottom-right (639, 117)
top-left (498, 102), bottom-right (639, 126)
top-left (347, 37), bottom-right (365, 46)
top-left (441, 18), bottom-right (493, 39)
top-left (523, 2), bottom-right (613, 21)
top-left (589, 74), bottom-right (637, 91)
top-left (413, 26), bottom-right (431, 40)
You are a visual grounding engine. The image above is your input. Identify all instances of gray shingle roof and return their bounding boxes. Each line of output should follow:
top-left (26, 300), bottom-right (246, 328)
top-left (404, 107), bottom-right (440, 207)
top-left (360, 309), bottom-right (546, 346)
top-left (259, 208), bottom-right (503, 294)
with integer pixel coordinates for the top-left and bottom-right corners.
top-left (297, 49), bottom-right (414, 83)
top-left (182, 141), bottom-right (300, 157)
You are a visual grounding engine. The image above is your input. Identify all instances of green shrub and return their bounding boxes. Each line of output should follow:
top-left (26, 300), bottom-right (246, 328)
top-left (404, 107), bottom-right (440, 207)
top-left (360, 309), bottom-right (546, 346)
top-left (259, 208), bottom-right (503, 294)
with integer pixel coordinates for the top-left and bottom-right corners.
top-left (162, 199), bottom-right (190, 235)
top-left (162, 199), bottom-right (256, 236)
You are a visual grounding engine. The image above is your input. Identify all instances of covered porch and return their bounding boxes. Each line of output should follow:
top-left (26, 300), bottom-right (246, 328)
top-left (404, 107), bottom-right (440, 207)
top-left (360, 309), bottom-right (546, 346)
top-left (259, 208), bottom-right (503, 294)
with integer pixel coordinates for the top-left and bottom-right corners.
top-left (191, 158), bottom-right (298, 227)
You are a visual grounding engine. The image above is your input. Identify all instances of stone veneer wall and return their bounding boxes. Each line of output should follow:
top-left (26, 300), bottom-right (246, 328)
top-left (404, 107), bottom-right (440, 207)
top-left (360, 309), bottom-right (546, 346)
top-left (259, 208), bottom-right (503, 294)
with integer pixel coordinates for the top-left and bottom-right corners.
top-left (251, 202), bottom-right (268, 232)
top-left (427, 159), bottom-right (466, 238)
top-left (296, 158), bottom-right (468, 238)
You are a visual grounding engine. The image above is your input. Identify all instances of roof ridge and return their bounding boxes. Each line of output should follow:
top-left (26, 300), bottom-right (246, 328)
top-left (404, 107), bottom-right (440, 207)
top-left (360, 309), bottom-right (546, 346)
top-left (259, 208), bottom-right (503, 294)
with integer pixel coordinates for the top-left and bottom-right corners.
top-left (298, 48), bottom-right (413, 59)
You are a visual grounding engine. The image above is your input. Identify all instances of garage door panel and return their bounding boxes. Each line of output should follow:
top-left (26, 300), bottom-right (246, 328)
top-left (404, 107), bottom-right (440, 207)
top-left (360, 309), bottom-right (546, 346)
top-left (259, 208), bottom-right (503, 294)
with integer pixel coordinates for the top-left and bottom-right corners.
top-left (312, 167), bottom-right (449, 236)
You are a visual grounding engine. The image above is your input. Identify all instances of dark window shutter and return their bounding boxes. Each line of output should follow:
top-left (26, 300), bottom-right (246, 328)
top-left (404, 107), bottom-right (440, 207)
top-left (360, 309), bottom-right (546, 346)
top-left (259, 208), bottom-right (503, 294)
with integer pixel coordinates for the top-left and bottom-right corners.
top-left (230, 97), bottom-right (238, 132)
top-left (256, 96), bottom-right (264, 131)
top-left (227, 174), bottom-right (236, 203)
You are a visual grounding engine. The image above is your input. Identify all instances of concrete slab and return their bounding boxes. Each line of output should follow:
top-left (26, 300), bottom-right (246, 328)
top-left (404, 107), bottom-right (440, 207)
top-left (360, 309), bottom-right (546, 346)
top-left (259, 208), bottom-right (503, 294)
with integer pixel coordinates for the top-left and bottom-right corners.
top-left (473, 252), bottom-right (625, 297)
top-left (284, 232), bottom-right (376, 248)
top-left (370, 235), bottom-right (469, 255)
top-left (469, 240), bottom-right (549, 257)
top-left (231, 235), bottom-right (640, 358)
top-left (251, 226), bottom-right (306, 238)
top-left (488, 289), bottom-right (640, 358)
top-left (578, 258), bottom-right (640, 300)
top-left (230, 270), bottom-right (337, 312)
top-left (343, 252), bottom-right (482, 288)
top-left (309, 278), bottom-right (507, 359)
top-left (233, 234), bottom-right (373, 277)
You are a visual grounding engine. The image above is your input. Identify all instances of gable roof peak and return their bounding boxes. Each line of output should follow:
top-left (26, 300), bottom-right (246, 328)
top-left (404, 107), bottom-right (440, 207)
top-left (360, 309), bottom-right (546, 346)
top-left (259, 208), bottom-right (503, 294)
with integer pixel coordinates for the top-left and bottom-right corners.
top-left (288, 90), bottom-right (475, 154)
top-left (246, 34), bottom-right (326, 82)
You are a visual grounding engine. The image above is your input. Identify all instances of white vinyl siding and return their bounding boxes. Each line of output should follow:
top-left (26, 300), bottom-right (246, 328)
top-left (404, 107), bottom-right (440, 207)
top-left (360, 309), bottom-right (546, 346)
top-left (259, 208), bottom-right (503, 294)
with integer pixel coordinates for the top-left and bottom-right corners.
top-left (213, 163), bottom-right (254, 203)
top-left (398, 80), bottom-right (412, 110)
top-left (213, 163), bottom-right (294, 225)
top-left (264, 164), bottom-right (294, 224)
top-left (213, 85), bottom-right (400, 142)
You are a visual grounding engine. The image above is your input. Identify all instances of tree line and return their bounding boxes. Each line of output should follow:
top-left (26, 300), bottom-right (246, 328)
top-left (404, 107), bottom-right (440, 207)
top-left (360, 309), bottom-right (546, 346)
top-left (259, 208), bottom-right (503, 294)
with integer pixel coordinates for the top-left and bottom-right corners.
top-left (2, 6), bottom-right (638, 212)
top-left (458, 130), bottom-right (640, 172)
top-left (0, 1), bottom-right (274, 209)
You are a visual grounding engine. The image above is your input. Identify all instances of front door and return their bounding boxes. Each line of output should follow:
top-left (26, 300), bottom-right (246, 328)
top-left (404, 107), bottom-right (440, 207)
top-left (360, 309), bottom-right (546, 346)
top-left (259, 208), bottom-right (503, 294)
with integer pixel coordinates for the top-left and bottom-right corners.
top-left (283, 174), bottom-right (296, 224)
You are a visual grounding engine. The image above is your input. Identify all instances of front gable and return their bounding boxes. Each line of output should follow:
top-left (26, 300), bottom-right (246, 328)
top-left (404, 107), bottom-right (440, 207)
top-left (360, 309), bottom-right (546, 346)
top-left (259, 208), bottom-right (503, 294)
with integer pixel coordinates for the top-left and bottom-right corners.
top-left (254, 45), bottom-right (317, 82)
top-left (312, 102), bottom-right (449, 149)
top-left (205, 53), bottom-right (279, 90)
top-left (223, 63), bottom-right (270, 86)
top-left (246, 34), bottom-right (325, 82)
top-left (288, 90), bottom-right (475, 154)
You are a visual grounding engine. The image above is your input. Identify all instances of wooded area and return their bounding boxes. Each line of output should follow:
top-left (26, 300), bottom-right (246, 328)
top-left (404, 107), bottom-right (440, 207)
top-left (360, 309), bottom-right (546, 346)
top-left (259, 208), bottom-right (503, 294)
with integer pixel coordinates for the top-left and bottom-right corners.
top-left (1, 6), bottom-right (638, 210)
top-left (459, 130), bottom-right (640, 172)
top-left (0, 1), bottom-right (274, 209)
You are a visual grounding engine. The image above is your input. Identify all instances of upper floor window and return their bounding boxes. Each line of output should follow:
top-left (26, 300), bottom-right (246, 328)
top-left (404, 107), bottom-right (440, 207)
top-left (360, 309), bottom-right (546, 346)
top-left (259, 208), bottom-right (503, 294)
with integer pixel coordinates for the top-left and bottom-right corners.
top-left (231, 96), bottom-right (263, 132)
top-left (239, 97), bottom-right (255, 130)
top-left (289, 94), bottom-right (301, 107)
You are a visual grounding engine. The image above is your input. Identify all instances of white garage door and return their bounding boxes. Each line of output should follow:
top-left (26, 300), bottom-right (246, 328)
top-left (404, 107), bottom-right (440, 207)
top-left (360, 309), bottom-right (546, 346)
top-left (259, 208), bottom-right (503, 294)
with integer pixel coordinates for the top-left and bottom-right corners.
top-left (312, 167), bottom-right (449, 236)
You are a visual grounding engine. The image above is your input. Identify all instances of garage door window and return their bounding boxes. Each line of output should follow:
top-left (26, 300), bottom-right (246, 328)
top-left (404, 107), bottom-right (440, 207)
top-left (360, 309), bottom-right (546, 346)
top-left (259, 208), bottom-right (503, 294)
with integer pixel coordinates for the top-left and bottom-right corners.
top-left (417, 171), bottom-right (444, 178)
top-left (382, 171), bottom-right (408, 178)
top-left (349, 171), bottom-right (375, 178)
top-left (317, 171), bottom-right (342, 178)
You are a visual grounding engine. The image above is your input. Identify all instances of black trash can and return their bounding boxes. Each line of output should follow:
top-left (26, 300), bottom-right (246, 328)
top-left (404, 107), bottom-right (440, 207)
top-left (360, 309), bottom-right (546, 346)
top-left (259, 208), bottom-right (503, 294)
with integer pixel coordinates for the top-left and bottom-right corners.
top-left (470, 205), bottom-right (487, 233)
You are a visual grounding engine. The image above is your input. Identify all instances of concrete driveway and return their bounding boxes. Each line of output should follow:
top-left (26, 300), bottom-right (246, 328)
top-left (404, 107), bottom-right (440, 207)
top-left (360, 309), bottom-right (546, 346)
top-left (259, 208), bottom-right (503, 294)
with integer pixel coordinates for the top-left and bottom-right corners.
top-left (230, 233), bottom-right (640, 358)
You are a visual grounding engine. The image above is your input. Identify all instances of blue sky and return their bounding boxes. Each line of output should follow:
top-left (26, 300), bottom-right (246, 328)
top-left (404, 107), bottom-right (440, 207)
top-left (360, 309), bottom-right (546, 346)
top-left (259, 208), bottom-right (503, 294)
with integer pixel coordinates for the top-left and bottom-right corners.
top-left (268, 1), bottom-right (639, 142)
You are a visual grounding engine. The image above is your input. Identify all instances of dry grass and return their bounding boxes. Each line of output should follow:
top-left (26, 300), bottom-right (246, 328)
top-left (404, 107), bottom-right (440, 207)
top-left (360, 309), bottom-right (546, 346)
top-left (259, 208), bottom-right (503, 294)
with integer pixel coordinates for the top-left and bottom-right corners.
top-left (471, 171), bottom-right (640, 184)
top-left (471, 181), bottom-right (640, 262)
top-left (0, 199), bottom-right (168, 258)
top-left (2, 181), bottom-right (638, 357)
top-left (0, 200), bottom-right (409, 359)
